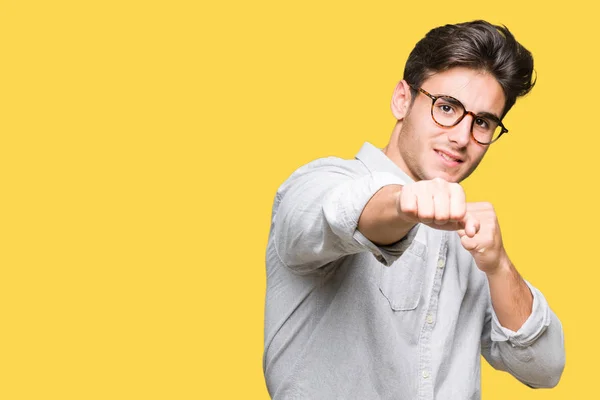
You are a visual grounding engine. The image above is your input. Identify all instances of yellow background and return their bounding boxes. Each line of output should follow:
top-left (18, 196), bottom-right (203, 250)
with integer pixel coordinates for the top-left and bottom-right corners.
top-left (1, 0), bottom-right (596, 398)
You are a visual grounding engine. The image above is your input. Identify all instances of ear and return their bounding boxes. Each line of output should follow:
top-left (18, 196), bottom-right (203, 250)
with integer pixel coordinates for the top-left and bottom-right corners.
top-left (390, 80), bottom-right (413, 120)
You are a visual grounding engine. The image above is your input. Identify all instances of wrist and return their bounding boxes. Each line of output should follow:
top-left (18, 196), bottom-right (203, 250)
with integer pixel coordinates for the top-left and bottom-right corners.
top-left (485, 251), bottom-right (511, 278)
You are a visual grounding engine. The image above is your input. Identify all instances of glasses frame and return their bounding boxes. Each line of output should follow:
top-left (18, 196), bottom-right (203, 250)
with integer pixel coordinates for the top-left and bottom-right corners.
top-left (409, 85), bottom-right (508, 145)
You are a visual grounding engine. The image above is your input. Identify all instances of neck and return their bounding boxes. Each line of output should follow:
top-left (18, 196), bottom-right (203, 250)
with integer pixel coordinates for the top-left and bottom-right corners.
top-left (383, 120), bottom-right (404, 165)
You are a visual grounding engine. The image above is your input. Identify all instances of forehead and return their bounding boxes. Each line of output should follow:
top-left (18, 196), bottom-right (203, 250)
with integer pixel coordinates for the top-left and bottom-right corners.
top-left (421, 67), bottom-right (506, 117)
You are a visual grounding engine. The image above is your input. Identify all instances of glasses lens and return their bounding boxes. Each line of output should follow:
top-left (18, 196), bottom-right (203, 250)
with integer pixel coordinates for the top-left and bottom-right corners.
top-left (432, 96), bottom-right (464, 127)
top-left (471, 117), bottom-right (503, 144)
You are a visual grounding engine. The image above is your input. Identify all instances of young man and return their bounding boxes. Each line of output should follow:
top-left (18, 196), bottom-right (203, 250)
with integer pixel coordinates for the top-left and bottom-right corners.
top-left (263, 20), bottom-right (565, 399)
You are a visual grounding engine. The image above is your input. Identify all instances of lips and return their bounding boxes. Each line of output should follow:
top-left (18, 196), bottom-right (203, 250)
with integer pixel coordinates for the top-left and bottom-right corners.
top-left (435, 149), bottom-right (463, 165)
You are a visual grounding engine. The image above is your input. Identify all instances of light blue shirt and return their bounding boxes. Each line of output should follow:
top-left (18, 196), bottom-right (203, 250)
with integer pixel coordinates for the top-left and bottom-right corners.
top-left (264, 142), bottom-right (565, 399)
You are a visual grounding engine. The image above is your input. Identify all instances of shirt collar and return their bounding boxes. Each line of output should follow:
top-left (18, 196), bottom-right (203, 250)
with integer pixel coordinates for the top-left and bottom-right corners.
top-left (355, 142), bottom-right (415, 184)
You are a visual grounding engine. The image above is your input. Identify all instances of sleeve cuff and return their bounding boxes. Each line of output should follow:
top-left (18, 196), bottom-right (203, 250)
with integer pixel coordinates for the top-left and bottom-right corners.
top-left (353, 224), bottom-right (420, 266)
top-left (490, 281), bottom-right (551, 347)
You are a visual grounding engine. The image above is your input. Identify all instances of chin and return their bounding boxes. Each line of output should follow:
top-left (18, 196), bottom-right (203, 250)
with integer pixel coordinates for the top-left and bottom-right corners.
top-left (427, 171), bottom-right (463, 183)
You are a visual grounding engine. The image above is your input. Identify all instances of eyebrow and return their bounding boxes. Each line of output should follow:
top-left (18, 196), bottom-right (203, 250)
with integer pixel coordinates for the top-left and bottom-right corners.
top-left (476, 111), bottom-right (502, 122)
top-left (437, 95), bottom-right (501, 121)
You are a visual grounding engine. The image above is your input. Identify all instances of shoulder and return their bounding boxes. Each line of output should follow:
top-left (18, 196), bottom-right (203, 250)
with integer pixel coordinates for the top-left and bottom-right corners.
top-left (272, 156), bottom-right (368, 203)
top-left (287, 156), bottom-right (368, 182)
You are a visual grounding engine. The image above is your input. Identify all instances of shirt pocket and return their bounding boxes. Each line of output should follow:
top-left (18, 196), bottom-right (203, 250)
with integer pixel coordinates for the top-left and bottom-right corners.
top-left (378, 240), bottom-right (427, 311)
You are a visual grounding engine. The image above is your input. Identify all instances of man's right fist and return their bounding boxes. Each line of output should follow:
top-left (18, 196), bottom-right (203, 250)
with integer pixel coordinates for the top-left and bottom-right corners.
top-left (396, 178), bottom-right (479, 237)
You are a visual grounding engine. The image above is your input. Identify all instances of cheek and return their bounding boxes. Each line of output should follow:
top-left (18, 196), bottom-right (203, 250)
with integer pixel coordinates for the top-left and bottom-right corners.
top-left (464, 147), bottom-right (487, 173)
top-left (469, 146), bottom-right (488, 163)
top-left (405, 118), bottom-right (432, 148)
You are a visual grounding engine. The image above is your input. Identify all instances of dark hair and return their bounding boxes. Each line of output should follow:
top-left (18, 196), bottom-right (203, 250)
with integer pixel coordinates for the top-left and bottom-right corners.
top-left (404, 20), bottom-right (535, 117)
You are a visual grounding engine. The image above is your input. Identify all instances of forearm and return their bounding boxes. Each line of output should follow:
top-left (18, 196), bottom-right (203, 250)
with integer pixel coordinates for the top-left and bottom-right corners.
top-left (482, 284), bottom-right (565, 388)
top-left (276, 170), bottom-right (413, 271)
top-left (486, 257), bottom-right (533, 331)
top-left (357, 185), bottom-right (416, 245)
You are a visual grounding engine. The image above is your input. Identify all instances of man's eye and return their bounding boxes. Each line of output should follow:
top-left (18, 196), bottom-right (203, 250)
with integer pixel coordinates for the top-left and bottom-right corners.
top-left (439, 104), bottom-right (455, 114)
top-left (475, 118), bottom-right (490, 129)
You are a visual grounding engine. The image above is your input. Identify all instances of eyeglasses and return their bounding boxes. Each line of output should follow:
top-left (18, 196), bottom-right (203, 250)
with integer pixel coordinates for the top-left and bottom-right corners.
top-left (409, 85), bottom-right (508, 145)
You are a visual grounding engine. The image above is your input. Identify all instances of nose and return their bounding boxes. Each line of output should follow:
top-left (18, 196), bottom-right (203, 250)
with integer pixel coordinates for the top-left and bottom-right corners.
top-left (446, 112), bottom-right (475, 148)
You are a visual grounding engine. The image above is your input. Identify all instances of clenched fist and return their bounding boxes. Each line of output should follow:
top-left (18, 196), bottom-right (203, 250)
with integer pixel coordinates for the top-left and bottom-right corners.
top-left (397, 178), bottom-right (508, 274)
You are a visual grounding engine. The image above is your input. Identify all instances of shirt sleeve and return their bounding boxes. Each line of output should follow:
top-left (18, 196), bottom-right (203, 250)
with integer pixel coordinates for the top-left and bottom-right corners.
top-left (273, 159), bottom-right (418, 275)
top-left (481, 280), bottom-right (566, 388)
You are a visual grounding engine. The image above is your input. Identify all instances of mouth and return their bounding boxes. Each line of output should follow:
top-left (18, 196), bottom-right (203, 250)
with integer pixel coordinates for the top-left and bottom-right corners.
top-left (434, 149), bottom-right (463, 166)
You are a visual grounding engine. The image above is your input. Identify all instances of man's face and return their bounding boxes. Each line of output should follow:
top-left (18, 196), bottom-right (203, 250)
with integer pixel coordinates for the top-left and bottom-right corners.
top-left (390, 67), bottom-right (506, 183)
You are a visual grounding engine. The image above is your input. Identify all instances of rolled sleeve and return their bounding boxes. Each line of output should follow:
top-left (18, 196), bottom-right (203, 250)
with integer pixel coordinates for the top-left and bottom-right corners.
top-left (275, 163), bottom-right (415, 274)
top-left (490, 281), bottom-right (551, 347)
top-left (323, 171), bottom-right (414, 266)
top-left (484, 280), bottom-right (565, 388)
top-left (352, 224), bottom-right (419, 266)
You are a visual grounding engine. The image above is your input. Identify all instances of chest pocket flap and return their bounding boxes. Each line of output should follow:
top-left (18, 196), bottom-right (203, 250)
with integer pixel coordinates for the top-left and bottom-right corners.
top-left (379, 240), bottom-right (427, 311)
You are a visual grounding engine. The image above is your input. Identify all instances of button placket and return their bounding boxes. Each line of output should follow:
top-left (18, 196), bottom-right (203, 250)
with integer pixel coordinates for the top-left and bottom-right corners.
top-left (418, 234), bottom-right (448, 399)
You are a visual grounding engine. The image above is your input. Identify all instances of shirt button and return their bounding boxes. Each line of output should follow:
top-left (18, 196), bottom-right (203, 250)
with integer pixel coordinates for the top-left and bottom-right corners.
top-left (426, 314), bottom-right (434, 324)
top-left (422, 370), bottom-right (430, 379)
top-left (437, 259), bottom-right (445, 268)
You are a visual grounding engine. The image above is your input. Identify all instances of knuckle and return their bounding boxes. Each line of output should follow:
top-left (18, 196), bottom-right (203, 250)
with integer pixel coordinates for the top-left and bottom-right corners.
top-left (450, 210), bottom-right (465, 220)
top-left (418, 210), bottom-right (434, 220)
top-left (400, 202), bottom-right (416, 214)
top-left (415, 180), bottom-right (429, 191)
top-left (435, 214), bottom-right (450, 222)
top-left (450, 182), bottom-right (465, 195)
top-left (433, 177), bottom-right (450, 190)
